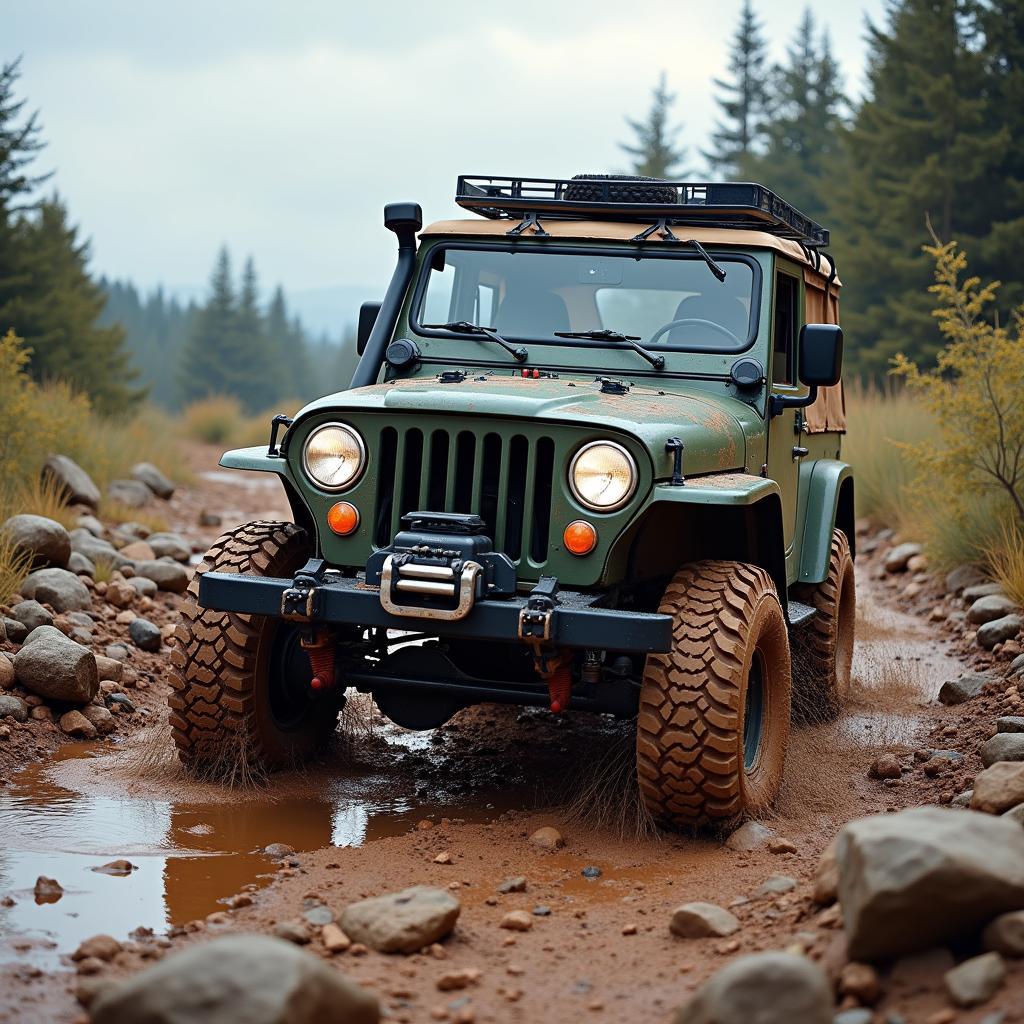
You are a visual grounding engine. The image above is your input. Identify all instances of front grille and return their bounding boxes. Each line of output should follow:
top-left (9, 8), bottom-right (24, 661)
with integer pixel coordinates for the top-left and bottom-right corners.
top-left (373, 425), bottom-right (556, 565)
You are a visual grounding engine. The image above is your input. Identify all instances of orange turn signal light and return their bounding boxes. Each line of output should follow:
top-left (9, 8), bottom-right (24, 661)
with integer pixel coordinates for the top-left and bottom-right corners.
top-left (563, 520), bottom-right (597, 556)
top-left (326, 501), bottom-right (360, 536)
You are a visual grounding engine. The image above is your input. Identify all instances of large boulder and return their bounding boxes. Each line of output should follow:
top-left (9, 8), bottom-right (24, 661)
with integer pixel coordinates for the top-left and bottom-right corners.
top-left (674, 952), bottom-right (832, 1024)
top-left (966, 594), bottom-right (1018, 625)
top-left (2, 514), bottom-right (71, 569)
top-left (978, 614), bottom-right (1023, 649)
top-left (131, 463), bottom-right (175, 500)
top-left (946, 564), bottom-right (986, 595)
top-left (14, 625), bottom-right (98, 703)
top-left (938, 672), bottom-right (994, 705)
top-left (981, 733), bottom-right (1024, 767)
top-left (10, 600), bottom-right (53, 631)
top-left (131, 559), bottom-right (189, 593)
top-left (145, 533), bottom-right (191, 562)
top-left (43, 454), bottom-right (100, 509)
top-left (836, 807), bottom-right (1024, 960)
top-left (106, 479), bottom-right (152, 508)
top-left (19, 567), bottom-right (91, 612)
top-left (340, 886), bottom-right (460, 954)
top-left (89, 935), bottom-right (379, 1024)
top-left (971, 762), bottom-right (1024, 813)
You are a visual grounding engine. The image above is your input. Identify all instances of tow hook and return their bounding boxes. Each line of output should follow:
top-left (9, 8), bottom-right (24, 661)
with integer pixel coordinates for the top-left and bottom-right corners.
top-left (301, 631), bottom-right (337, 692)
top-left (529, 646), bottom-right (573, 713)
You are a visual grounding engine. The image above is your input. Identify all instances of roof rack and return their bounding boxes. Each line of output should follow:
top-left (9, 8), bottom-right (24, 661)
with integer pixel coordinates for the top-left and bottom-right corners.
top-left (455, 175), bottom-right (829, 247)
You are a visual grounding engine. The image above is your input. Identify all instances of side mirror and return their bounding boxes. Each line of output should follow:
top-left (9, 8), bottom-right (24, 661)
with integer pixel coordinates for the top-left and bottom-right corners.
top-left (799, 324), bottom-right (843, 388)
top-left (357, 301), bottom-right (382, 356)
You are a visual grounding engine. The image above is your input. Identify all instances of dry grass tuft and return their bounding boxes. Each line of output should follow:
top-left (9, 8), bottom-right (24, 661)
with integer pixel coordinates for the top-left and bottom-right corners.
top-left (98, 498), bottom-right (170, 534)
top-left (985, 519), bottom-right (1024, 606)
top-left (0, 528), bottom-right (33, 605)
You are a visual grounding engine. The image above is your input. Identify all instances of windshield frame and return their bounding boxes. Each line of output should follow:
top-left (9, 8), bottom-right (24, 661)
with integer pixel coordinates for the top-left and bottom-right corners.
top-left (409, 240), bottom-right (763, 357)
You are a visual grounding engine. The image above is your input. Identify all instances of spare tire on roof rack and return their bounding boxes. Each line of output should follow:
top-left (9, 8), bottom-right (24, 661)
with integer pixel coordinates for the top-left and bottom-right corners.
top-left (563, 174), bottom-right (679, 205)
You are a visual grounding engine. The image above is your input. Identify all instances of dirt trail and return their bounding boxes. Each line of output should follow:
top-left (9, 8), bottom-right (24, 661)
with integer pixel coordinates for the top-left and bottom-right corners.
top-left (1, 447), bottom-right (1020, 1023)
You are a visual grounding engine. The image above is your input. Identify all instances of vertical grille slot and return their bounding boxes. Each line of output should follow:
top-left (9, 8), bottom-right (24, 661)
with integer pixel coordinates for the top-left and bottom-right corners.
top-left (397, 428), bottom-right (424, 531)
top-left (373, 426), bottom-right (398, 546)
top-left (503, 435), bottom-right (529, 560)
top-left (478, 433), bottom-right (502, 542)
top-left (530, 436), bottom-right (555, 562)
top-left (452, 431), bottom-right (476, 512)
top-left (426, 430), bottom-right (449, 511)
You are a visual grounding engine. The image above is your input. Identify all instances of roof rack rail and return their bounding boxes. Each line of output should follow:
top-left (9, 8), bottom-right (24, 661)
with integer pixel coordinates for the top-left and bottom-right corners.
top-left (455, 175), bottom-right (829, 246)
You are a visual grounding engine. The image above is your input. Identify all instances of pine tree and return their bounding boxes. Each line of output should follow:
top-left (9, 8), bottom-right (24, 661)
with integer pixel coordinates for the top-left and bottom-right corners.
top-left (743, 10), bottom-right (846, 224)
top-left (828, 0), bottom-right (1002, 377)
top-left (0, 58), bottom-right (50, 217)
top-left (619, 73), bottom-right (687, 178)
top-left (704, 0), bottom-right (771, 176)
top-left (179, 246), bottom-right (237, 405)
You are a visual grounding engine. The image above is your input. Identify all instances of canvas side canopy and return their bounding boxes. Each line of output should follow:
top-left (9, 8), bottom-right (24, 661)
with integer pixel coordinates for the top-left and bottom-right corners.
top-left (803, 268), bottom-right (847, 434)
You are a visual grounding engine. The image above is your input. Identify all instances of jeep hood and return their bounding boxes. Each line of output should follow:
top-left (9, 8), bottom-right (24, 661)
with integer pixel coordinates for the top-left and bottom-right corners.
top-left (296, 376), bottom-right (756, 478)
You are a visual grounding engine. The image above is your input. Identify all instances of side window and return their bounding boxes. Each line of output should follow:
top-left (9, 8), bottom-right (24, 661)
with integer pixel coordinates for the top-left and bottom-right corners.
top-left (772, 273), bottom-right (799, 385)
top-left (475, 284), bottom-right (495, 327)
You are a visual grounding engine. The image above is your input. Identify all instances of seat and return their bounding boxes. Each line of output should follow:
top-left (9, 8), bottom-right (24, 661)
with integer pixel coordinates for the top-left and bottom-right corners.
top-left (664, 294), bottom-right (749, 345)
top-left (495, 290), bottom-right (570, 337)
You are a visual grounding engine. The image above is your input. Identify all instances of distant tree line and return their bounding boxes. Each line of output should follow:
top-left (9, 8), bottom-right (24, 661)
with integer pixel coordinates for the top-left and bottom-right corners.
top-left (100, 255), bottom-right (351, 412)
top-left (620, 0), bottom-right (1024, 378)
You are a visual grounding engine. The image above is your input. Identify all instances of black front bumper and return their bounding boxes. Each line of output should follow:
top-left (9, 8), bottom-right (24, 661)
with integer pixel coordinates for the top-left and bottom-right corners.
top-left (198, 571), bottom-right (672, 654)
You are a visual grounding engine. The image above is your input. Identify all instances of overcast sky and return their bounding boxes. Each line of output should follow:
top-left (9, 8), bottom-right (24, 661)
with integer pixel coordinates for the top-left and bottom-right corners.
top-left (7, 1), bottom-right (887, 300)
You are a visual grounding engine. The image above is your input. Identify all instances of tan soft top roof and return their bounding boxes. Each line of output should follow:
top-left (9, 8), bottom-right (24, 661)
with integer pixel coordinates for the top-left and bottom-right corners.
top-left (422, 218), bottom-right (840, 286)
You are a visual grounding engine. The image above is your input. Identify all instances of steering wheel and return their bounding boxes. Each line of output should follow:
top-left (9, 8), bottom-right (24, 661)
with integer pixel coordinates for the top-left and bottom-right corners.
top-left (648, 317), bottom-right (741, 347)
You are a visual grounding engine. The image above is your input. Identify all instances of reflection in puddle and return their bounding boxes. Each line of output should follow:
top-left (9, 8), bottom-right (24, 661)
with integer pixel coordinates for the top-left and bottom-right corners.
top-left (0, 734), bottom-right (509, 968)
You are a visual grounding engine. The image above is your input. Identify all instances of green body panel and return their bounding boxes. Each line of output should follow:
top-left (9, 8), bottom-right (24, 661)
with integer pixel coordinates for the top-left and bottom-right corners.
top-left (219, 233), bottom-right (851, 606)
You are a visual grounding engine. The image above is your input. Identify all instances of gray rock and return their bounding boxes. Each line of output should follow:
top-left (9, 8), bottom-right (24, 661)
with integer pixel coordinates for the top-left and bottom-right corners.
top-left (972, 763), bottom-right (1024, 813)
top-left (76, 514), bottom-right (105, 537)
top-left (833, 1011), bottom-right (873, 1024)
top-left (19, 568), bottom-right (92, 612)
top-left (128, 618), bottom-right (161, 652)
top-left (65, 611), bottom-right (95, 629)
top-left (60, 709), bottom-right (97, 738)
top-left (928, 748), bottom-right (964, 762)
top-left (978, 614), bottom-right (1023, 649)
top-left (10, 600), bottom-right (53, 631)
top-left (13, 625), bottom-right (98, 703)
top-left (1004, 803), bottom-right (1024, 825)
top-left (983, 910), bottom-right (1024, 956)
top-left (303, 905), bottom-right (334, 926)
top-left (106, 479), bottom-right (152, 508)
top-left (939, 672), bottom-right (994, 705)
top-left (89, 935), bottom-right (379, 1024)
top-left (2, 514), bottom-right (71, 569)
top-left (754, 874), bottom-right (797, 897)
top-left (724, 820), bottom-right (776, 851)
top-left (340, 885), bottom-right (460, 954)
top-left (997, 717), bottom-right (1024, 734)
top-left (67, 551), bottom-right (96, 577)
top-left (81, 704), bottom-right (116, 735)
top-left (952, 789), bottom-right (974, 807)
top-left (131, 462), bottom-right (174, 500)
top-left (964, 582), bottom-right (1007, 602)
top-left (43, 454), bottom-right (100, 509)
top-left (498, 876), bottom-right (527, 894)
top-left (673, 952), bottom-right (832, 1024)
top-left (836, 807), bottom-right (1024, 960)
top-left (131, 559), bottom-right (189, 593)
top-left (105, 644), bottom-right (130, 662)
top-left (946, 564), bottom-right (987, 595)
top-left (1010, 653), bottom-right (1024, 677)
top-left (982, 733), bottom-right (1024, 766)
top-left (944, 951), bottom-right (1005, 1007)
top-left (145, 532), bottom-right (190, 562)
top-left (0, 694), bottom-right (29, 722)
top-left (669, 902), bottom-right (740, 938)
top-left (968, 594), bottom-right (1020, 625)
top-left (127, 576), bottom-right (158, 598)
top-left (117, 521), bottom-right (151, 539)
top-left (884, 542), bottom-right (922, 573)
top-left (2, 617), bottom-right (27, 643)
top-left (70, 530), bottom-right (131, 569)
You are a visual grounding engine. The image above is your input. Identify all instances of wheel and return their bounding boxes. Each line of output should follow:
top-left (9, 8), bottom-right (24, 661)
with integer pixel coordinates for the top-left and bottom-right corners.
top-left (636, 561), bottom-right (791, 828)
top-left (168, 521), bottom-right (342, 776)
top-left (791, 529), bottom-right (856, 721)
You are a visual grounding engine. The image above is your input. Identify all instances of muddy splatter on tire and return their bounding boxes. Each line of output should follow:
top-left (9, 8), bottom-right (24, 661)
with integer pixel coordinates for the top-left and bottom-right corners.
top-left (168, 521), bottom-right (341, 780)
top-left (636, 561), bottom-right (791, 829)
top-left (792, 529), bottom-right (856, 721)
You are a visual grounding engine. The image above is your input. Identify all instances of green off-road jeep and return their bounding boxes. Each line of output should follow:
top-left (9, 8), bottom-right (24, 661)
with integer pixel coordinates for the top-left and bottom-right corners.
top-left (169, 174), bottom-right (855, 828)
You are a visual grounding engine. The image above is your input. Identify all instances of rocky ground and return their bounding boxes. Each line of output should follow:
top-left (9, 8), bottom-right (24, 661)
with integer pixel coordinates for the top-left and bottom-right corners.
top-left (1, 448), bottom-right (1023, 1023)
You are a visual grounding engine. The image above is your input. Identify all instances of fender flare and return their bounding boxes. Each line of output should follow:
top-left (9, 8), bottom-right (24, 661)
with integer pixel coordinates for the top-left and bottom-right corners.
top-left (218, 447), bottom-right (316, 541)
top-left (798, 459), bottom-right (855, 584)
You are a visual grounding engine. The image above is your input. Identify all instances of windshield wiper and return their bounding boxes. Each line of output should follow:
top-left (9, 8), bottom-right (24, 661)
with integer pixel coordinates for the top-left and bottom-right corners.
top-left (423, 321), bottom-right (528, 362)
top-left (684, 239), bottom-right (727, 282)
top-left (554, 329), bottom-right (665, 370)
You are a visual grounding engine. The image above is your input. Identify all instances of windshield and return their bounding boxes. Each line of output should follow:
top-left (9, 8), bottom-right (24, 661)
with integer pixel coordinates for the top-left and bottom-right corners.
top-left (415, 246), bottom-right (758, 353)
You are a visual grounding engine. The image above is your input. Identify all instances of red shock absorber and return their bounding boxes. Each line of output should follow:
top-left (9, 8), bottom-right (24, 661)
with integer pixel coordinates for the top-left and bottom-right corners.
top-left (301, 632), bottom-right (336, 691)
top-left (546, 661), bottom-right (572, 714)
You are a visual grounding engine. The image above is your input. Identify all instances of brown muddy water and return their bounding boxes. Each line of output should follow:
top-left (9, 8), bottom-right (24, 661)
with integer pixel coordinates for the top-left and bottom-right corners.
top-left (0, 572), bottom-right (963, 971)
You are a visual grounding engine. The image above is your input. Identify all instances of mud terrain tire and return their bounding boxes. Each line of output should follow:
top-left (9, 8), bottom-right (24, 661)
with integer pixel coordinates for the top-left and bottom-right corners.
top-left (792, 529), bottom-right (855, 720)
top-left (564, 173), bottom-right (678, 205)
top-left (637, 561), bottom-right (791, 828)
top-left (169, 521), bottom-right (340, 776)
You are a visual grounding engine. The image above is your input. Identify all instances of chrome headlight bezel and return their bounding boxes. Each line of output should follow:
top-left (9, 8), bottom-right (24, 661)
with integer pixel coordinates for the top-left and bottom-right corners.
top-left (568, 440), bottom-right (638, 513)
top-left (301, 422), bottom-right (366, 493)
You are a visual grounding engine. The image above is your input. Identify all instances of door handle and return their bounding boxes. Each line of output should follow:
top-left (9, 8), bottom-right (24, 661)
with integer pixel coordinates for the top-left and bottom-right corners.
top-left (792, 446), bottom-right (809, 460)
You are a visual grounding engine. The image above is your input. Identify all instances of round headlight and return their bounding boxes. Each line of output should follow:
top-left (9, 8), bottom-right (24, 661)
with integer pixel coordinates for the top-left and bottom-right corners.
top-left (303, 423), bottom-right (365, 491)
top-left (569, 441), bottom-right (637, 512)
